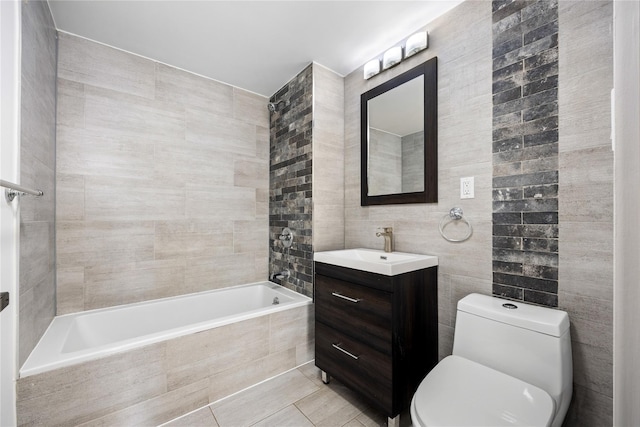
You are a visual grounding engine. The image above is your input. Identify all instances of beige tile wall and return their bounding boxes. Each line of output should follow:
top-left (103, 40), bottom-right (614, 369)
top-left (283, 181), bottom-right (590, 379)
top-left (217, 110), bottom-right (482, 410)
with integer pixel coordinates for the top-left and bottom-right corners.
top-left (344, 0), bottom-right (493, 358)
top-left (19, 0), bottom-right (58, 366)
top-left (56, 33), bottom-right (270, 314)
top-left (312, 63), bottom-right (345, 252)
top-left (17, 304), bottom-right (314, 426)
top-left (558, 1), bottom-right (614, 424)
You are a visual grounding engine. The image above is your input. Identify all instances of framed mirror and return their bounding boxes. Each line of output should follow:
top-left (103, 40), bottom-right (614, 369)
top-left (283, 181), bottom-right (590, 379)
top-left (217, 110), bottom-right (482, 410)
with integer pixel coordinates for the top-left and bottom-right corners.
top-left (361, 57), bottom-right (437, 205)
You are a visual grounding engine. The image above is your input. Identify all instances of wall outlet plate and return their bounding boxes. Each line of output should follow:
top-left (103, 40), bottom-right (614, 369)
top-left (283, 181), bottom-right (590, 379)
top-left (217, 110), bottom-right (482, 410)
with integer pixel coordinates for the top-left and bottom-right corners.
top-left (460, 176), bottom-right (474, 199)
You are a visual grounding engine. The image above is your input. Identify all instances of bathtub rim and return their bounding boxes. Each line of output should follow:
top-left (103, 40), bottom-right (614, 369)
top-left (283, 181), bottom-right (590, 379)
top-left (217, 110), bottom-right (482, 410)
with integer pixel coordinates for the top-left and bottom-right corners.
top-left (20, 281), bottom-right (312, 378)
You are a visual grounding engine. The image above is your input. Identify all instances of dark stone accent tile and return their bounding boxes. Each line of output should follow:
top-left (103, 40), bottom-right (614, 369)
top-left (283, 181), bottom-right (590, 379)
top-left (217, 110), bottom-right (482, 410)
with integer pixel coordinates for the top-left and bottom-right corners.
top-left (493, 72), bottom-right (524, 93)
top-left (523, 86), bottom-right (558, 108)
top-left (524, 129), bottom-right (558, 147)
top-left (493, 170), bottom-right (558, 188)
top-left (493, 86), bottom-right (522, 106)
top-left (493, 0), bottom-right (559, 300)
top-left (493, 125), bottom-right (523, 142)
top-left (523, 151), bottom-right (557, 171)
top-left (521, 9), bottom-right (558, 37)
top-left (493, 198), bottom-right (558, 213)
top-left (494, 161), bottom-right (523, 177)
top-left (494, 21), bottom-right (524, 47)
top-left (493, 97), bottom-right (525, 118)
top-left (493, 224), bottom-right (521, 237)
top-left (296, 167), bottom-right (312, 177)
top-left (522, 142), bottom-right (558, 160)
top-left (524, 184), bottom-right (558, 199)
top-left (493, 111), bottom-right (523, 128)
top-left (493, 248), bottom-right (525, 263)
top-left (494, 272), bottom-right (558, 293)
top-left (493, 10), bottom-right (522, 35)
top-left (493, 260), bottom-right (523, 274)
top-left (493, 283), bottom-right (524, 300)
top-left (521, 0), bottom-right (558, 22)
top-left (493, 236), bottom-right (522, 250)
top-left (493, 188), bottom-right (524, 201)
top-left (523, 224), bottom-right (558, 238)
top-left (493, 87), bottom-right (557, 118)
top-left (524, 46), bottom-right (558, 69)
top-left (492, 34), bottom-right (558, 71)
top-left (523, 75), bottom-right (559, 97)
top-left (524, 61), bottom-right (558, 84)
top-left (492, 0), bottom-right (514, 14)
top-left (523, 289), bottom-right (558, 307)
top-left (523, 20), bottom-right (558, 45)
top-left (523, 264), bottom-right (558, 280)
top-left (494, 224), bottom-right (559, 238)
top-left (523, 101), bottom-right (558, 122)
top-left (493, 136), bottom-right (524, 153)
top-left (523, 211), bottom-right (558, 224)
top-left (523, 251), bottom-right (558, 268)
top-left (493, 36), bottom-right (524, 59)
top-left (493, 0), bottom-right (535, 23)
top-left (493, 212), bottom-right (522, 224)
top-left (523, 237), bottom-right (558, 252)
top-left (523, 116), bottom-right (558, 136)
top-left (493, 61), bottom-right (524, 81)
top-left (269, 64), bottom-right (314, 296)
top-left (494, 150), bottom-right (523, 165)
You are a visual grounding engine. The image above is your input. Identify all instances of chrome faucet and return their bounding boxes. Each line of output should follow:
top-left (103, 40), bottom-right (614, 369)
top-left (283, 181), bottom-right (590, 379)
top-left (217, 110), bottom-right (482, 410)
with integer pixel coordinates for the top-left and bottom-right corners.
top-left (376, 227), bottom-right (393, 253)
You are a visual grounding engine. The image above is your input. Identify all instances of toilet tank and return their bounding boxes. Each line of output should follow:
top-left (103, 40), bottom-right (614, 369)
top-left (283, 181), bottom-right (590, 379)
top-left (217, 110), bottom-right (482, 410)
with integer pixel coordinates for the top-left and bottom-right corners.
top-left (452, 294), bottom-right (572, 419)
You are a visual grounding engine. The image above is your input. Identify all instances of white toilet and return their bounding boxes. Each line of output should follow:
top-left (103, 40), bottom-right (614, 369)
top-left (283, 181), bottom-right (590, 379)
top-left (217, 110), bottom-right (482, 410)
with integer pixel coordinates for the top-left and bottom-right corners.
top-left (411, 293), bottom-right (572, 427)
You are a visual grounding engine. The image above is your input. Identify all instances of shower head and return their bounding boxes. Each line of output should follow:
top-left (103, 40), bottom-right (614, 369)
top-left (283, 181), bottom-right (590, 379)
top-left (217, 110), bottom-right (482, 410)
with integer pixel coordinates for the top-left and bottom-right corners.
top-left (267, 101), bottom-right (284, 112)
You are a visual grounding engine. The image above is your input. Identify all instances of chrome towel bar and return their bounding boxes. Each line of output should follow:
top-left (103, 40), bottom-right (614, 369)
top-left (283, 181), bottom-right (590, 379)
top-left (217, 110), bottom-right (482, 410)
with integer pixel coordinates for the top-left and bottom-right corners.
top-left (1, 179), bottom-right (44, 203)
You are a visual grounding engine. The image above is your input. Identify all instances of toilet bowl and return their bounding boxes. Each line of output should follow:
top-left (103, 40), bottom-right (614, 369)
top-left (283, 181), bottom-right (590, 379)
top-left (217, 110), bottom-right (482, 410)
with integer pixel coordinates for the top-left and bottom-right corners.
top-left (411, 293), bottom-right (572, 427)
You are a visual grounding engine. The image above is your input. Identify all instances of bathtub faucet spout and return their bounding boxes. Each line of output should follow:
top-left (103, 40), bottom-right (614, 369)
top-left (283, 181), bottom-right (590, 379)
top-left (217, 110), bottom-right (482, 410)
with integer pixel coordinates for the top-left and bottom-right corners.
top-left (271, 270), bottom-right (290, 281)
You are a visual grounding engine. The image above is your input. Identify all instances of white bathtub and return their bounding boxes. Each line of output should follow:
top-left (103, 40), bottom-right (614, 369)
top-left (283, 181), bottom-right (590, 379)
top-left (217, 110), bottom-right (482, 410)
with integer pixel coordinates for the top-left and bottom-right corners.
top-left (20, 281), bottom-right (312, 377)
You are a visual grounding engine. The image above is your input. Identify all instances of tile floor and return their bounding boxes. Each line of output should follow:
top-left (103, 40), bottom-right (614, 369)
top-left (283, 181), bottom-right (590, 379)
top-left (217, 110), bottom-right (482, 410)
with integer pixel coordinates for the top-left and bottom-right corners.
top-left (163, 362), bottom-right (412, 427)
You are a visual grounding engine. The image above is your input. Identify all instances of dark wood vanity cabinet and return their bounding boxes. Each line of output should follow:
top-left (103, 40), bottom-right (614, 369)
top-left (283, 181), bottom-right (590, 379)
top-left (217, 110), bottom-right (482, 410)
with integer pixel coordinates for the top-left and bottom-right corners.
top-left (314, 262), bottom-right (438, 420)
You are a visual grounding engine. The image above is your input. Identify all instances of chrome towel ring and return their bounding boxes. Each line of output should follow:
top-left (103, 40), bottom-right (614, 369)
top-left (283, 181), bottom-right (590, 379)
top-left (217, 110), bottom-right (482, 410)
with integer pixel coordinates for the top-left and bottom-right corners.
top-left (439, 207), bottom-right (473, 242)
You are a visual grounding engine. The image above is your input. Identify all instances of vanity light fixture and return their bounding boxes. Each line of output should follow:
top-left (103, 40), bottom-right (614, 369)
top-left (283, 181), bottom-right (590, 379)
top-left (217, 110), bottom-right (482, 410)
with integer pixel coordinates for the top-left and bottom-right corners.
top-left (364, 58), bottom-right (381, 79)
top-left (405, 32), bottom-right (428, 58)
top-left (382, 46), bottom-right (403, 70)
top-left (362, 30), bottom-right (429, 80)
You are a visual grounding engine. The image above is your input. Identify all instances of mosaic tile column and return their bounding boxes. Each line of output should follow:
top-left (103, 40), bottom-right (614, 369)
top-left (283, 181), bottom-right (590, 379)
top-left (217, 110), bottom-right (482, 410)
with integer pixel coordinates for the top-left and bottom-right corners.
top-left (269, 65), bottom-right (314, 297)
top-left (492, 0), bottom-right (559, 307)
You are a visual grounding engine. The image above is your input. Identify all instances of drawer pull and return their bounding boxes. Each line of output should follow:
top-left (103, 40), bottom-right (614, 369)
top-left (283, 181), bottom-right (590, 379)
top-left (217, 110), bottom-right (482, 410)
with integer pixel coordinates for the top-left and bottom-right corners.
top-left (331, 292), bottom-right (361, 303)
top-left (332, 343), bottom-right (359, 360)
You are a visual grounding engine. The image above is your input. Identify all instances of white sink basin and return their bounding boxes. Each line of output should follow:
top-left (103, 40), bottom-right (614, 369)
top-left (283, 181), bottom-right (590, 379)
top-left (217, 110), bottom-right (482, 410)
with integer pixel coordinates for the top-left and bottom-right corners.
top-left (314, 248), bottom-right (438, 276)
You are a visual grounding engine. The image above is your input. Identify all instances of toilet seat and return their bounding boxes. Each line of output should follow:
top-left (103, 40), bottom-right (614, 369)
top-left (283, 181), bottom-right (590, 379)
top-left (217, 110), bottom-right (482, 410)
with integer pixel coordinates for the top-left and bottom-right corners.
top-left (411, 355), bottom-right (555, 427)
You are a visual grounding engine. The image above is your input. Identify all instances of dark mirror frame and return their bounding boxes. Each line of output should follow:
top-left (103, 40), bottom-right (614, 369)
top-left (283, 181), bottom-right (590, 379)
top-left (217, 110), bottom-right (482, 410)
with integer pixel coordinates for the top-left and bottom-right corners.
top-left (361, 57), bottom-right (437, 206)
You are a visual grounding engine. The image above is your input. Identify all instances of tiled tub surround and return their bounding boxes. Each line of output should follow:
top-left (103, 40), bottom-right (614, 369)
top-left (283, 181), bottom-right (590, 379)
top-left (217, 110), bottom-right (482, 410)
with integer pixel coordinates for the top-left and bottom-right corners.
top-left (491, 0), bottom-right (560, 307)
top-left (269, 65), bottom-right (314, 297)
top-left (19, 0), bottom-right (58, 366)
top-left (344, 0), bottom-right (613, 424)
top-left (17, 291), bottom-right (314, 426)
top-left (55, 33), bottom-right (270, 314)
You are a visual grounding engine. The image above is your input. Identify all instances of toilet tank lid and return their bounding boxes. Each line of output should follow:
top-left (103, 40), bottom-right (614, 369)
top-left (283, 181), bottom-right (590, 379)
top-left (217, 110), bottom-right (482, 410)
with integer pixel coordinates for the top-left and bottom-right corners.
top-left (458, 293), bottom-right (570, 337)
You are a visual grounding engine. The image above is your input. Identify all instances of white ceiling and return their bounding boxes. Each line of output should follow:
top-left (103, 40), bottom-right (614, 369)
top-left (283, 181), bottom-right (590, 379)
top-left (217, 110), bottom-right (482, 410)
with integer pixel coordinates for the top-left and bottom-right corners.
top-left (48, 1), bottom-right (464, 97)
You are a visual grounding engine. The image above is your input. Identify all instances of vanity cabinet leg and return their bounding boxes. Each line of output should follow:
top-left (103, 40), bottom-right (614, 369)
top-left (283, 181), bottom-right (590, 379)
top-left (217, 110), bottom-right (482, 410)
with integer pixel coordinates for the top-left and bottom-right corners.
top-left (387, 414), bottom-right (400, 427)
top-left (321, 370), bottom-right (330, 384)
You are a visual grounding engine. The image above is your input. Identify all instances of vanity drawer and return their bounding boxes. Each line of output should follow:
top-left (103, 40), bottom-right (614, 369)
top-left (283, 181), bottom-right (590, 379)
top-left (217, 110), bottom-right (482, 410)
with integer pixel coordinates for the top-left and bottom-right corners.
top-left (315, 322), bottom-right (393, 413)
top-left (315, 274), bottom-right (392, 354)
